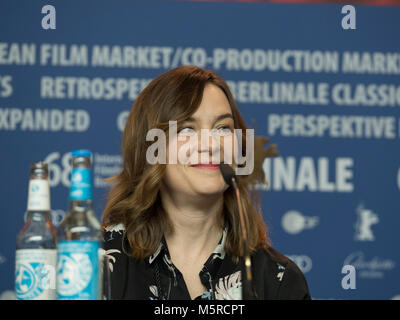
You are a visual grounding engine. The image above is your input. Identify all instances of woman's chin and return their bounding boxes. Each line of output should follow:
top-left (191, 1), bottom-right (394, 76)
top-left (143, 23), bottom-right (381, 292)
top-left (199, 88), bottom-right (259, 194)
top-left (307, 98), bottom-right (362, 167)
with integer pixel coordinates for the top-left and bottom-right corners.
top-left (191, 180), bottom-right (228, 196)
top-left (194, 187), bottom-right (225, 197)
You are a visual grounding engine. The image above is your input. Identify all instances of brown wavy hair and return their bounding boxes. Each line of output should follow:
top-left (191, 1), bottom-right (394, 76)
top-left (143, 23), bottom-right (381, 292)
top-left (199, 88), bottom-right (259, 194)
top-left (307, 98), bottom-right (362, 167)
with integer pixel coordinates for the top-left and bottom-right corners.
top-left (102, 65), bottom-right (270, 262)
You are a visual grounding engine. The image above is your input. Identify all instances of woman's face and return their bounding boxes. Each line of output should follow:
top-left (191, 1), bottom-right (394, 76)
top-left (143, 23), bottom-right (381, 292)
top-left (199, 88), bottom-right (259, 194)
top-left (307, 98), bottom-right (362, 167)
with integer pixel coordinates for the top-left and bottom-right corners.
top-left (163, 83), bottom-right (235, 197)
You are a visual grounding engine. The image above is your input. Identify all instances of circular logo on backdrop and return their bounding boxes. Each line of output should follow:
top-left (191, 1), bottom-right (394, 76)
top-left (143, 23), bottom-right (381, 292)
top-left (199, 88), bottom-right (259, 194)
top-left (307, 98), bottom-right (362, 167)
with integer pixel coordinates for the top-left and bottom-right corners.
top-left (50, 209), bottom-right (66, 227)
top-left (285, 255), bottom-right (313, 274)
top-left (281, 210), bottom-right (319, 234)
top-left (282, 211), bottom-right (305, 234)
top-left (57, 253), bottom-right (93, 296)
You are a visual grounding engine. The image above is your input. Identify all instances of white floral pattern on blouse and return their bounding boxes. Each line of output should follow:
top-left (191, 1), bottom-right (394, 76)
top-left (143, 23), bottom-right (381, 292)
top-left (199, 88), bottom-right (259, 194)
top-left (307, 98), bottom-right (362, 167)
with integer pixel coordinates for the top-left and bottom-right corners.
top-left (215, 270), bottom-right (242, 300)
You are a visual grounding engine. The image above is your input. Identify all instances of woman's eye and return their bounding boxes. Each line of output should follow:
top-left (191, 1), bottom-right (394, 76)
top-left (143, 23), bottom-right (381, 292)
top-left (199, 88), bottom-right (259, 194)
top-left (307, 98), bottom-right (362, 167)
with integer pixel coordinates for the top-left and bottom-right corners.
top-left (178, 127), bottom-right (196, 134)
top-left (216, 126), bottom-right (233, 135)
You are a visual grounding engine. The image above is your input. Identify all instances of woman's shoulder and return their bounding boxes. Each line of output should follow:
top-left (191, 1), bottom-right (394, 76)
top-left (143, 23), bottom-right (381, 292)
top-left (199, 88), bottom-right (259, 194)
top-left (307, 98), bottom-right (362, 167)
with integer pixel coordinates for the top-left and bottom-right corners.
top-left (103, 223), bottom-right (126, 251)
top-left (254, 245), bottom-right (296, 273)
top-left (104, 223), bottom-right (125, 233)
top-left (252, 245), bottom-right (311, 299)
top-left (103, 223), bottom-right (125, 236)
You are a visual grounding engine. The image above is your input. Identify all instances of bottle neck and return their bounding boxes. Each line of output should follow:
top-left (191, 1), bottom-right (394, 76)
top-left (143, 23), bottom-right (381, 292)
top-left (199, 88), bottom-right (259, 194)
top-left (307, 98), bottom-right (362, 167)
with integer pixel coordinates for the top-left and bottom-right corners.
top-left (27, 179), bottom-right (50, 212)
top-left (69, 167), bottom-right (93, 201)
top-left (69, 199), bottom-right (93, 212)
top-left (25, 210), bottom-right (52, 223)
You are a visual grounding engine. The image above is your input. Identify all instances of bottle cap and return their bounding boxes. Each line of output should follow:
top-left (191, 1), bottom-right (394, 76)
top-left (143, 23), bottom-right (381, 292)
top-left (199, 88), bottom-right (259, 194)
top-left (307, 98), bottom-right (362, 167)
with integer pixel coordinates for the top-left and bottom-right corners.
top-left (30, 161), bottom-right (48, 172)
top-left (71, 149), bottom-right (92, 158)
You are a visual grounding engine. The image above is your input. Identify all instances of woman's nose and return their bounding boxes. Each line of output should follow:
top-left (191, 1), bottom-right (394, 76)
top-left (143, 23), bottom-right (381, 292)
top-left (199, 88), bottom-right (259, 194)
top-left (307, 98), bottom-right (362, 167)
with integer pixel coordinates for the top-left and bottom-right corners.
top-left (197, 129), bottom-right (223, 162)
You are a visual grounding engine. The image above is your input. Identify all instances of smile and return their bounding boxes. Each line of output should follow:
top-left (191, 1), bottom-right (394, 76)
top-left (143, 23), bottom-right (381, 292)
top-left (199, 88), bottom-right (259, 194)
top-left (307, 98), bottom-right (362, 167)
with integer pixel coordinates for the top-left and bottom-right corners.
top-left (190, 164), bottom-right (220, 171)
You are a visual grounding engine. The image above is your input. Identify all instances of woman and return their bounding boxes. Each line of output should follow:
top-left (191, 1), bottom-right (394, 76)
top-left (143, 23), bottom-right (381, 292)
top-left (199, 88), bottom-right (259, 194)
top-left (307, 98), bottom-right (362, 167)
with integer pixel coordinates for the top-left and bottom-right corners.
top-left (102, 65), bottom-right (311, 300)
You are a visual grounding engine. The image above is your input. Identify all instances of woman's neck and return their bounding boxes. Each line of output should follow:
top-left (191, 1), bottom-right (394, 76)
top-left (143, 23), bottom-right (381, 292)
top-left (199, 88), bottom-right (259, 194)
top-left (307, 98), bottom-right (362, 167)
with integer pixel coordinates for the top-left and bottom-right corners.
top-left (160, 187), bottom-right (224, 260)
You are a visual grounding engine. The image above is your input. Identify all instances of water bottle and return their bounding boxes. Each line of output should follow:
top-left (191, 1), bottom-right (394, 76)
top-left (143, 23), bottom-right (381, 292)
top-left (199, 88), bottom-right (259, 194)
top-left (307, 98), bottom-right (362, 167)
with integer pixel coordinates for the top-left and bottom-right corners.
top-left (15, 162), bottom-right (57, 300)
top-left (56, 150), bottom-right (102, 300)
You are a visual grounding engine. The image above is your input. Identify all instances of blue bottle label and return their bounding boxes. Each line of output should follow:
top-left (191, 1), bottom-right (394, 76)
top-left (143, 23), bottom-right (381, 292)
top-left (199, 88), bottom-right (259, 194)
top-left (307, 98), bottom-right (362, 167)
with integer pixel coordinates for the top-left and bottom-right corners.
top-left (15, 249), bottom-right (57, 300)
top-left (57, 241), bottom-right (99, 300)
top-left (69, 168), bottom-right (92, 200)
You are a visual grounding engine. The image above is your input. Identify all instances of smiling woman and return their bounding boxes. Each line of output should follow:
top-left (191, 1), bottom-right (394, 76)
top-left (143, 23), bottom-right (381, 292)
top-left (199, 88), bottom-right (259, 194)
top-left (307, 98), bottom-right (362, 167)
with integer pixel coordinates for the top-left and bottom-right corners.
top-left (101, 65), bottom-right (311, 300)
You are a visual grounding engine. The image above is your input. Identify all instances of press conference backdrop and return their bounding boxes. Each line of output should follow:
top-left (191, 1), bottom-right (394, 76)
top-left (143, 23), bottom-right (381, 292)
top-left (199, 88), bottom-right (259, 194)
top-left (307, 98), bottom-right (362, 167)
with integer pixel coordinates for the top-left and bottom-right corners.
top-left (1, 0), bottom-right (399, 300)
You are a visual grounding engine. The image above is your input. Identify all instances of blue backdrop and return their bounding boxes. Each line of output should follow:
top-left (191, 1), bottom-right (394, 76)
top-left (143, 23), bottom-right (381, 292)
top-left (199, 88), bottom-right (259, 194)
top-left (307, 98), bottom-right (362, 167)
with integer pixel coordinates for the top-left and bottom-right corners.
top-left (0, 0), bottom-right (399, 300)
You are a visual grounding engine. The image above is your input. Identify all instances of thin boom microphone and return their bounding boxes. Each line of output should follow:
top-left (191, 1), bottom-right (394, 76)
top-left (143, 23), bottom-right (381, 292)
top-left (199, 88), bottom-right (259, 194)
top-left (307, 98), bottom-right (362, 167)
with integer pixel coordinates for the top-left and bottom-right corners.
top-left (219, 163), bottom-right (236, 188)
top-left (219, 163), bottom-right (257, 300)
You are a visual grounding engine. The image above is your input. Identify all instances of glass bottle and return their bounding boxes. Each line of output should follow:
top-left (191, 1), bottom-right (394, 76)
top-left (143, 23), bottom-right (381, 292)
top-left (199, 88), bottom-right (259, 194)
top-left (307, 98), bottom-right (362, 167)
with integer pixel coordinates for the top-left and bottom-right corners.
top-left (56, 149), bottom-right (102, 300)
top-left (15, 162), bottom-right (57, 300)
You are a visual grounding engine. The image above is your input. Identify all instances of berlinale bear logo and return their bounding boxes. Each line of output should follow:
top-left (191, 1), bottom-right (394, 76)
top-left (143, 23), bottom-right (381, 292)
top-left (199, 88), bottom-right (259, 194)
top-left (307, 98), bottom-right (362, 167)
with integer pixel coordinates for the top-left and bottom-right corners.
top-left (354, 204), bottom-right (379, 242)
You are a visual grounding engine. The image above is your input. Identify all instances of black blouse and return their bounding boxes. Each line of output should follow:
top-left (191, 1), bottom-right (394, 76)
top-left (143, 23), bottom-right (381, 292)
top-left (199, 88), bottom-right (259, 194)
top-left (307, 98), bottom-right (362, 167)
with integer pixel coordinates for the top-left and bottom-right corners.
top-left (102, 224), bottom-right (311, 300)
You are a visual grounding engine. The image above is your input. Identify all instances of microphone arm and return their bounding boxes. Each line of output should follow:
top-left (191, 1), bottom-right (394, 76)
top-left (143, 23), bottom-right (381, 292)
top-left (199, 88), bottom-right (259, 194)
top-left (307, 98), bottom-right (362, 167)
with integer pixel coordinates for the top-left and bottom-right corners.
top-left (219, 163), bottom-right (257, 300)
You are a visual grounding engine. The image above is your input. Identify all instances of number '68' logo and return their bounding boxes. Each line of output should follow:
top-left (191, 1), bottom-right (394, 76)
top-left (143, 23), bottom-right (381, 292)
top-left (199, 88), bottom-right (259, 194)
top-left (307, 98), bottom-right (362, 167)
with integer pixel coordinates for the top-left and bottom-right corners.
top-left (44, 152), bottom-right (72, 187)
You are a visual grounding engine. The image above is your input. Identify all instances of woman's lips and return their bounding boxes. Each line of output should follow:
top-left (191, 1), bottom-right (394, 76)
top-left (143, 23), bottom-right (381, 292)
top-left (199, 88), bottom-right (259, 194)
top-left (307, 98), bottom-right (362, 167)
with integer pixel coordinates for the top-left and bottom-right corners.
top-left (190, 164), bottom-right (220, 170)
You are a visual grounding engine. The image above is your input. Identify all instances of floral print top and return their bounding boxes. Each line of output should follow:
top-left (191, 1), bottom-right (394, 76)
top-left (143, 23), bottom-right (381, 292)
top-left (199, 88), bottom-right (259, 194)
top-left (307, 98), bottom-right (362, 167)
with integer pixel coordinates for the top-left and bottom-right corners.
top-left (102, 224), bottom-right (311, 300)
